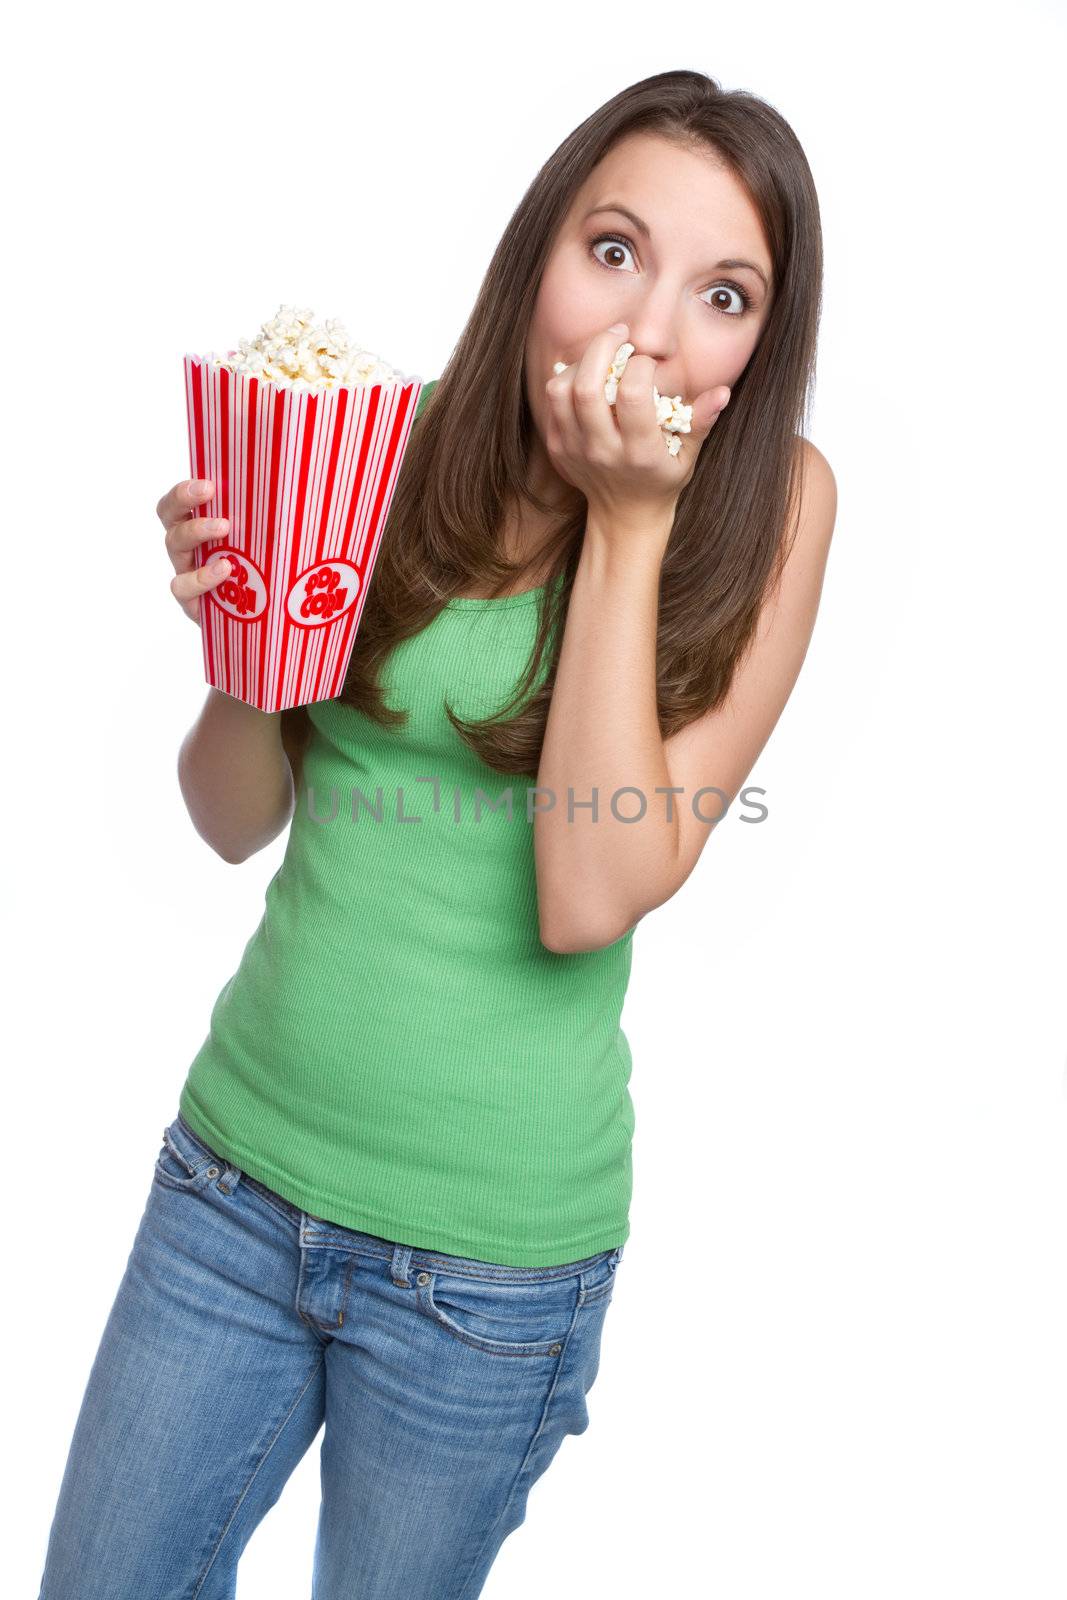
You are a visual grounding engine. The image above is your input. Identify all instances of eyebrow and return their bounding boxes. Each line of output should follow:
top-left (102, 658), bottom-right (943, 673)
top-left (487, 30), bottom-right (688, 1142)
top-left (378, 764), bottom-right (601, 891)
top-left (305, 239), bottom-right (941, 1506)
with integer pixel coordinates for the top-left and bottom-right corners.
top-left (584, 203), bottom-right (771, 292)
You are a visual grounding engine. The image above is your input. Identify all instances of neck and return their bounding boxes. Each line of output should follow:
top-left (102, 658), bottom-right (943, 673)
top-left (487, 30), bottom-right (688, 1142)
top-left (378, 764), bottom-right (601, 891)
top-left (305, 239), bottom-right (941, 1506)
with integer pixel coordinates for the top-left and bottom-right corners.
top-left (501, 439), bottom-right (582, 564)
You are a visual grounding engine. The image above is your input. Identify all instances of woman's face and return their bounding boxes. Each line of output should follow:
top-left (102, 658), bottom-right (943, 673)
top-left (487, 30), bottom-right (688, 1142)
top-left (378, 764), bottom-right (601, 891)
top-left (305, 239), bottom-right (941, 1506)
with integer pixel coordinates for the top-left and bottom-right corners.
top-left (523, 131), bottom-right (775, 505)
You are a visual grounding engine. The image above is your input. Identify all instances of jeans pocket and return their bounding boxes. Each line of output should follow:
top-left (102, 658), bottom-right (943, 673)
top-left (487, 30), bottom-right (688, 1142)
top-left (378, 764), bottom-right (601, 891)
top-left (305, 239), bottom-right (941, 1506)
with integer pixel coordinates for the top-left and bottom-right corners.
top-left (578, 1247), bottom-right (623, 1308)
top-left (416, 1268), bottom-right (579, 1358)
top-left (152, 1117), bottom-right (224, 1194)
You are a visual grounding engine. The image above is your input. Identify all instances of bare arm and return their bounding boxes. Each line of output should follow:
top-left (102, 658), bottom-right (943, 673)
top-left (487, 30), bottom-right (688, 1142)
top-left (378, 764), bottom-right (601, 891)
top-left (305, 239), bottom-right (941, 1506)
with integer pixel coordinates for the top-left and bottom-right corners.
top-left (177, 690), bottom-right (296, 865)
top-left (158, 475), bottom-right (311, 864)
top-left (534, 523), bottom-right (675, 953)
top-left (534, 441), bottom-right (837, 953)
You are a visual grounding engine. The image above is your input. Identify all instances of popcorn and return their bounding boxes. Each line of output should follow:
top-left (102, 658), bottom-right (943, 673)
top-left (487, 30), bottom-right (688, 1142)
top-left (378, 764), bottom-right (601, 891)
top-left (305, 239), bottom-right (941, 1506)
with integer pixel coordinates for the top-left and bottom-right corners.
top-left (214, 304), bottom-right (406, 394)
top-left (184, 309), bottom-right (423, 710)
top-left (553, 342), bottom-right (693, 457)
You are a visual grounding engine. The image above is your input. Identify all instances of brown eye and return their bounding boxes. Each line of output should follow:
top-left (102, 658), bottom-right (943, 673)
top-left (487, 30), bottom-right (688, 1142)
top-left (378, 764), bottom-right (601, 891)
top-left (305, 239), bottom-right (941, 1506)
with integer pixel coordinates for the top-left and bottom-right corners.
top-left (590, 233), bottom-right (637, 272)
top-left (701, 283), bottom-right (753, 317)
top-left (591, 232), bottom-right (754, 319)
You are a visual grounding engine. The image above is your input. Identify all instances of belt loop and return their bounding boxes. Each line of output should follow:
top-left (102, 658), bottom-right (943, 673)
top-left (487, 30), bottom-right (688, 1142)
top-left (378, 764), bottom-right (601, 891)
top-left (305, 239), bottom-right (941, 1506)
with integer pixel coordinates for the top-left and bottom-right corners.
top-left (391, 1244), bottom-right (413, 1287)
top-left (215, 1158), bottom-right (241, 1196)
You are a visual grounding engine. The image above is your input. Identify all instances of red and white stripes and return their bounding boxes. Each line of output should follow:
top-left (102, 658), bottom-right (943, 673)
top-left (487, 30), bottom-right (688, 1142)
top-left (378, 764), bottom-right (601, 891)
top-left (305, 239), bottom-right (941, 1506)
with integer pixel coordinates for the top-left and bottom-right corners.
top-left (183, 355), bottom-right (422, 711)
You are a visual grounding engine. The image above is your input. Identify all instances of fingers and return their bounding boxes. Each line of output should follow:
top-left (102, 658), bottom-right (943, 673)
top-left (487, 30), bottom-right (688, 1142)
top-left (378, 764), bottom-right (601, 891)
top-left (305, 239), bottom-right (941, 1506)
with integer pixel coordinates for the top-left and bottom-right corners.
top-left (171, 554), bottom-right (232, 611)
top-left (156, 477), bottom-right (215, 530)
top-left (611, 351), bottom-right (661, 449)
top-left (547, 325), bottom-right (632, 466)
top-left (691, 383), bottom-right (732, 435)
top-left (157, 477), bottom-right (233, 624)
top-left (171, 555), bottom-right (232, 598)
top-left (544, 362), bottom-right (582, 478)
top-left (572, 326), bottom-right (633, 450)
top-left (165, 514), bottom-right (230, 571)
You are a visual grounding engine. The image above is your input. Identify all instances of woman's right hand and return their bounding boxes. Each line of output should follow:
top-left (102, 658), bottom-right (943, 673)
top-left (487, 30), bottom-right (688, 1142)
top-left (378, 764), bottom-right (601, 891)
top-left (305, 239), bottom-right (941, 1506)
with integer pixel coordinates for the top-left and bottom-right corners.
top-left (157, 478), bottom-right (233, 626)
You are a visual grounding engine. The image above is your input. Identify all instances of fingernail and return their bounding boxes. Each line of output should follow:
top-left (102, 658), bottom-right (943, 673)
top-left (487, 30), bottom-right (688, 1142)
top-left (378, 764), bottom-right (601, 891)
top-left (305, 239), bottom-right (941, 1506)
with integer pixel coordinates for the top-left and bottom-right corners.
top-left (191, 479), bottom-right (213, 497)
top-left (217, 517), bottom-right (229, 533)
top-left (719, 389), bottom-right (731, 409)
top-left (608, 323), bottom-right (628, 335)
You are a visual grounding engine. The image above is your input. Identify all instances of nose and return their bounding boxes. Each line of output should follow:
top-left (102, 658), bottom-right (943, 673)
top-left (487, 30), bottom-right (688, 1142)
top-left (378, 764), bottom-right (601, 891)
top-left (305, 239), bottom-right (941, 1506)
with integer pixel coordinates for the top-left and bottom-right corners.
top-left (611, 310), bottom-right (673, 372)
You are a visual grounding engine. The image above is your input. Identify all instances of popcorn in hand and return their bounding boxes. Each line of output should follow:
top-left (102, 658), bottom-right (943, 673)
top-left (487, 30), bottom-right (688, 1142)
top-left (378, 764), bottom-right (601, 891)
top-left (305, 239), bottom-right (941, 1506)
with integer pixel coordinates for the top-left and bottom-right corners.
top-left (553, 341), bottom-right (693, 457)
top-left (215, 305), bottom-right (406, 393)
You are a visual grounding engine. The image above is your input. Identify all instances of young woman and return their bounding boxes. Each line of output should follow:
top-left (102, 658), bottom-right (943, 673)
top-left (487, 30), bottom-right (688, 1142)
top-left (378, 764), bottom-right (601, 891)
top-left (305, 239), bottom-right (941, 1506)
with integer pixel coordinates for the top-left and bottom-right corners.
top-left (37, 69), bottom-right (836, 1600)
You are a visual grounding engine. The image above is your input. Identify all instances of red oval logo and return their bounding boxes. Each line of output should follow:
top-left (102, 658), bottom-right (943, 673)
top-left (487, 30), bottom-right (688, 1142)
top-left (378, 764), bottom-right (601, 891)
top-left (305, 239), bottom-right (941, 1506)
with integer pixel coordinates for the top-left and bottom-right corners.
top-left (286, 560), bottom-right (361, 628)
top-left (206, 548), bottom-right (267, 622)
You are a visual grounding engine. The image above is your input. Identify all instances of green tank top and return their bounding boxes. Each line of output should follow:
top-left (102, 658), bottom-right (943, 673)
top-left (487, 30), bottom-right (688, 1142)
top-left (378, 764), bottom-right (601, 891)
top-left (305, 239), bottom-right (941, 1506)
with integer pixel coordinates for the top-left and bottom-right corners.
top-left (178, 380), bottom-right (635, 1267)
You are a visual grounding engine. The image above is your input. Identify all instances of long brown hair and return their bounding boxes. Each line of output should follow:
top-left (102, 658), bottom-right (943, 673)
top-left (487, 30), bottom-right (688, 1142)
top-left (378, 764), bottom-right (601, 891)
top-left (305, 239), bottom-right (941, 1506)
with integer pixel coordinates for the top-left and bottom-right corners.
top-left (333, 67), bottom-right (823, 778)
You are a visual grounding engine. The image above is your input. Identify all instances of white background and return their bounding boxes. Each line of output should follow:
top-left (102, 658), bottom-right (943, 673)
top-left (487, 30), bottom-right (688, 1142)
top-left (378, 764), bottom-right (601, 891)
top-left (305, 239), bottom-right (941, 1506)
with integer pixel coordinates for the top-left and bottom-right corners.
top-left (6, 1), bottom-right (1066, 1595)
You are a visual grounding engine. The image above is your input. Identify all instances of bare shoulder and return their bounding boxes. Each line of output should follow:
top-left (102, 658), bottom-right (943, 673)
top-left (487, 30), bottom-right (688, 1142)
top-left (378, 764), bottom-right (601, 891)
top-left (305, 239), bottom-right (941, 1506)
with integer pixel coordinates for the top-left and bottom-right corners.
top-left (794, 437), bottom-right (837, 537)
top-left (759, 435), bottom-right (836, 616)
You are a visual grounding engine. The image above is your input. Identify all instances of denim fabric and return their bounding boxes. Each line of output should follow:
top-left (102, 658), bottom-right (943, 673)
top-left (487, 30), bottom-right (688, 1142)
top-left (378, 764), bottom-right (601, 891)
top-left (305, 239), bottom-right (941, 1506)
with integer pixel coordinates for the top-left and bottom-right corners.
top-left (36, 1111), bottom-right (625, 1599)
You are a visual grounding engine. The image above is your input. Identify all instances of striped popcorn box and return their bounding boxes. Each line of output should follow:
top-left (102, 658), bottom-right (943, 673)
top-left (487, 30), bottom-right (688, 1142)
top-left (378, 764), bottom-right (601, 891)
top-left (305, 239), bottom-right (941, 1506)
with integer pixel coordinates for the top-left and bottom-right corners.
top-left (183, 353), bottom-right (423, 712)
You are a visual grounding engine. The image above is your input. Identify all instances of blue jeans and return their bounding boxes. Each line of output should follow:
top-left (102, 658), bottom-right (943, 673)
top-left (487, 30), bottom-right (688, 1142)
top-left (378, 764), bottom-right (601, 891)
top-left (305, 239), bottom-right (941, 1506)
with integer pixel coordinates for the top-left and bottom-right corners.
top-left (37, 1111), bottom-right (625, 1599)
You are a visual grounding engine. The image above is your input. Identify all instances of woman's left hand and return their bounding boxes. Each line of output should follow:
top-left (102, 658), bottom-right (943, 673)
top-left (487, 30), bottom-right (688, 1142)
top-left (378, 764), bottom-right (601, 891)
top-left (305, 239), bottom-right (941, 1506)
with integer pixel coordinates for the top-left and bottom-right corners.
top-left (544, 322), bottom-right (732, 535)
